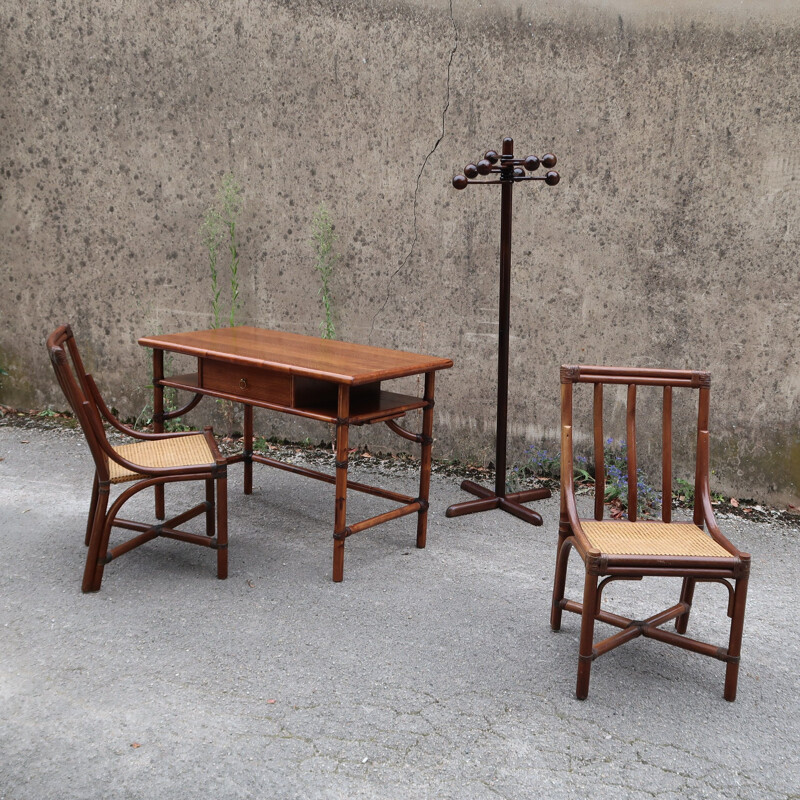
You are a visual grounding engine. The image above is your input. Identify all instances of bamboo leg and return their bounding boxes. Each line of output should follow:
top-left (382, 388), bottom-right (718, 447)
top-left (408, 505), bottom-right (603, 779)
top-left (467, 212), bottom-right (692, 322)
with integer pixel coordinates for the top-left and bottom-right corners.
top-left (416, 372), bottom-right (435, 549)
top-left (675, 577), bottom-right (696, 634)
top-left (724, 575), bottom-right (749, 701)
top-left (576, 571), bottom-right (598, 700)
top-left (85, 472), bottom-right (99, 546)
top-left (216, 472), bottom-right (228, 580)
top-left (243, 404), bottom-right (253, 495)
top-left (153, 348), bottom-right (166, 520)
top-left (84, 487), bottom-right (112, 593)
top-left (332, 386), bottom-right (350, 582)
top-left (205, 478), bottom-right (215, 537)
top-left (550, 527), bottom-right (572, 631)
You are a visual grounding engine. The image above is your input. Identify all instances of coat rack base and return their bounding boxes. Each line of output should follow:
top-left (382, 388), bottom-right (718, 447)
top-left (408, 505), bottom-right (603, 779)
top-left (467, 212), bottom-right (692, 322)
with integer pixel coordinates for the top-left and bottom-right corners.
top-left (445, 480), bottom-right (551, 525)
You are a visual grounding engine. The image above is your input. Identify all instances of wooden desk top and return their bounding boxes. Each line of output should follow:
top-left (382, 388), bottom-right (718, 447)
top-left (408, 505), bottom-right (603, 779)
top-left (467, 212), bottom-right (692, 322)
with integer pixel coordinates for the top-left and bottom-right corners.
top-left (139, 327), bottom-right (453, 385)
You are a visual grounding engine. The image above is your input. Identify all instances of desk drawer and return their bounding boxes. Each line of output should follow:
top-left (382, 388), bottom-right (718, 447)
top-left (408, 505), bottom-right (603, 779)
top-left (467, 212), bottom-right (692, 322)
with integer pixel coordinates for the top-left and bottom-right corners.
top-left (202, 359), bottom-right (292, 406)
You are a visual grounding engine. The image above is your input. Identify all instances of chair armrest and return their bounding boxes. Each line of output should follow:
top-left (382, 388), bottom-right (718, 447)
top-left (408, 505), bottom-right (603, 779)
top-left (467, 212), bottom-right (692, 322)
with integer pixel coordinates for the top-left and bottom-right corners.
top-left (698, 484), bottom-right (751, 560)
top-left (86, 374), bottom-right (196, 440)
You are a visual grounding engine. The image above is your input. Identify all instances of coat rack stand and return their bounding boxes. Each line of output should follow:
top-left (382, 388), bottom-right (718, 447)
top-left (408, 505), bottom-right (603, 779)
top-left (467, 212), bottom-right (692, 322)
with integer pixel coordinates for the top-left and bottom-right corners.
top-left (445, 137), bottom-right (560, 526)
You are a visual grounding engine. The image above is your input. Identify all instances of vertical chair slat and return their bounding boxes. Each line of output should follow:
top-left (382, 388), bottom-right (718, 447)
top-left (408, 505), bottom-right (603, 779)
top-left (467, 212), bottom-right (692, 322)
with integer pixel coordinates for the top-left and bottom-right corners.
top-left (560, 381), bottom-right (575, 509)
top-left (662, 386), bottom-right (673, 523)
top-left (593, 383), bottom-right (605, 520)
top-left (626, 384), bottom-right (637, 521)
top-left (694, 386), bottom-right (711, 527)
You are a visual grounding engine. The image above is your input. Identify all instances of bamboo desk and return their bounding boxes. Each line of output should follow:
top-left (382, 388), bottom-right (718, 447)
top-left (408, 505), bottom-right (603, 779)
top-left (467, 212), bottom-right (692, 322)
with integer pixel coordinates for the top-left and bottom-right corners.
top-left (138, 327), bottom-right (453, 582)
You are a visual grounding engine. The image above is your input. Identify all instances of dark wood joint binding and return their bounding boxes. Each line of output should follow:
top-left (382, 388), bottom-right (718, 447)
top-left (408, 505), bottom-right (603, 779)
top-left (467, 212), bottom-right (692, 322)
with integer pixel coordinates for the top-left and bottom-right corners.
top-left (334, 528), bottom-right (353, 541)
top-left (586, 551), bottom-right (605, 574)
top-left (561, 365), bottom-right (580, 384)
top-left (243, 449), bottom-right (253, 461)
top-left (336, 417), bottom-right (349, 426)
top-left (152, 411), bottom-right (166, 424)
top-left (721, 651), bottom-right (739, 664)
top-left (211, 542), bottom-right (228, 550)
top-left (693, 372), bottom-right (711, 388)
top-left (735, 557), bottom-right (751, 580)
top-left (335, 459), bottom-right (349, 470)
top-left (578, 652), bottom-right (597, 663)
top-left (211, 465), bottom-right (227, 479)
top-left (420, 434), bottom-right (434, 446)
top-left (415, 498), bottom-right (430, 512)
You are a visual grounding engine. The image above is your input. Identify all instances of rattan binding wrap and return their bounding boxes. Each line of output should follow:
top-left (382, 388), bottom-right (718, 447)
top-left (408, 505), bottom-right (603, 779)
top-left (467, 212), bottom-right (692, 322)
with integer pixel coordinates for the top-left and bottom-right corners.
top-left (108, 433), bottom-right (215, 484)
top-left (580, 520), bottom-right (732, 558)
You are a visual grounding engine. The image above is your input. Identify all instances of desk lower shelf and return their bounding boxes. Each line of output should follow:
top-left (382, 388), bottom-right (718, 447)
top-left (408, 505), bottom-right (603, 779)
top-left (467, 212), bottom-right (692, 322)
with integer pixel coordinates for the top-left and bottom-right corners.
top-left (161, 372), bottom-right (427, 424)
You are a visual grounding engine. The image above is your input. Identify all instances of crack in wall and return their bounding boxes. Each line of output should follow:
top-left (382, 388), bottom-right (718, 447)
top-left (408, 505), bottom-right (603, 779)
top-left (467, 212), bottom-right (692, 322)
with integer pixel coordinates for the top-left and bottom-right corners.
top-left (368, 0), bottom-right (458, 342)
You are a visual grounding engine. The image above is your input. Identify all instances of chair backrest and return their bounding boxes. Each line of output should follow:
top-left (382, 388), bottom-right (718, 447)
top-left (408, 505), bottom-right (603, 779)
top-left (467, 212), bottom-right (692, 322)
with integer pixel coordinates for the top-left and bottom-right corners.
top-left (560, 365), bottom-right (712, 525)
top-left (47, 324), bottom-right (113, 481)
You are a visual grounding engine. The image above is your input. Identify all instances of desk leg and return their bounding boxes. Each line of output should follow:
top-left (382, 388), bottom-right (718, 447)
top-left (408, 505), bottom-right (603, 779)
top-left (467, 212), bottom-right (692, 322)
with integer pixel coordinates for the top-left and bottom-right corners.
top-left (332, 385), bottom-right (350, 582)
top-left (153, 348), bottom-right (166, 520)
top-left (243, 404), bottom-right (253, 495)
top-left (416, 371), bottom-right (435, 549)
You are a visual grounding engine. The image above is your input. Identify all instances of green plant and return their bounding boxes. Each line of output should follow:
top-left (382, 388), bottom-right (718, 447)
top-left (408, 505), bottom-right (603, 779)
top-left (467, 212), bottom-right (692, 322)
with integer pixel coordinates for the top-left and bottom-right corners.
top-left (133, 350), bottom-right (193, 432)
top-left (311, 203), bottom-right (338, 339)
top-left (37, 408), bottom-right (57, 418)
top-left (200, 175), bottom-right (244, 435)
top-left (601, 438), bottom-right (661, 518)
top-left (674, 477), bottom-right (694, 504)
top-left (201, 173), bottom-right (244, 329)
top-left (517, 446), bottom-right (562, 480)
top-left (220, 174), bottom-right (243, 327)
top-left (514, 439), bottom-right (662, 518)
top-left (200, 208), bottom-right (224, 329)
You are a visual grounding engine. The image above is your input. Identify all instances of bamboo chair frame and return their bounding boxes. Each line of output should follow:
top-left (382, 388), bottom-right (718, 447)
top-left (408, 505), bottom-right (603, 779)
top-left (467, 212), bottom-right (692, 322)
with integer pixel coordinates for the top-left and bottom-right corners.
top-left (552, 365), bottom-right (750, 701)
top-left (47, 325), bottom-right (228, 592)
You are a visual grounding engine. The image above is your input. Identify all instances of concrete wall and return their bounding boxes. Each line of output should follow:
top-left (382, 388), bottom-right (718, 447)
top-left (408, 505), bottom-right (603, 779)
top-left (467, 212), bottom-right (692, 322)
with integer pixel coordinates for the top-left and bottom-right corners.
top-left (2, 0), bottom-right (799, 504)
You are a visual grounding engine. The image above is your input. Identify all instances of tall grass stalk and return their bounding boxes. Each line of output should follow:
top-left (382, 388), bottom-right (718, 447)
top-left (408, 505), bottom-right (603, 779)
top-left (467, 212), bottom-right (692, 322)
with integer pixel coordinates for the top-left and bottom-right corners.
top-left (311, 204), bottom-right (338, 340)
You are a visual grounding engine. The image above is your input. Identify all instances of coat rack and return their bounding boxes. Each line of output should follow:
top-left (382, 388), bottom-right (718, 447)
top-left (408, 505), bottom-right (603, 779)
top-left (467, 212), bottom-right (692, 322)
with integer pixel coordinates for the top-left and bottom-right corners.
top-left (445, 137), bottom-right (560, 526)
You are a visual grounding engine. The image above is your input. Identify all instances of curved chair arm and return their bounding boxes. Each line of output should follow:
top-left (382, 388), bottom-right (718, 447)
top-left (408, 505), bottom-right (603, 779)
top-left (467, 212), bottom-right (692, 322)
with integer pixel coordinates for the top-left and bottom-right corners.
top-left (697, 478), bottom-right (750, 560)
top-left (559, 456), bottom-right (595, 559)
top-left (86, 375), bottom-right (198, 441)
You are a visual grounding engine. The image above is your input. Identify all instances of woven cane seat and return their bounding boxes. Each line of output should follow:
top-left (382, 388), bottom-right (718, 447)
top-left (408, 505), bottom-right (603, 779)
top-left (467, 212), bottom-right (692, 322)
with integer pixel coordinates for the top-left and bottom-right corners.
top-left (108, 433), bottom-right (216, 484)
top-left (580, 520), bottom-right (732, 559)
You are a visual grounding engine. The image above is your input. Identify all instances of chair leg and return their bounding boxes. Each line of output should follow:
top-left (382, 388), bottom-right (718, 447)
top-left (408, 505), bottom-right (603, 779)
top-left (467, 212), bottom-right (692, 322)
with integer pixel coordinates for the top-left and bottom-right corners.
top-left (85, 473), bottom-right (100, 547)
top-left (550, 526), bottom-right (571, 631)
top-left (216, 472), bottom-right (228, 580)
top-left (205, 479), bottom-right (215, 538)
top-left (675, 577), bottom-right (696, 634)
top-left (576, 571), bottom-right (598, 700)
top-left (155, 485), bottom-right (165, 521)
top-left (82, 485), bottom-right (110, 593)
top-left (724, 575), bottom-right (749, 701)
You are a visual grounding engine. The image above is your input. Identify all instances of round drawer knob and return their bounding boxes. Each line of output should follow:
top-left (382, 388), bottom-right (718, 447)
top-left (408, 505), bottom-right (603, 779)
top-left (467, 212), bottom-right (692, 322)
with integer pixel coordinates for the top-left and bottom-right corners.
top-left (239, 378), bottom-right (248, 389)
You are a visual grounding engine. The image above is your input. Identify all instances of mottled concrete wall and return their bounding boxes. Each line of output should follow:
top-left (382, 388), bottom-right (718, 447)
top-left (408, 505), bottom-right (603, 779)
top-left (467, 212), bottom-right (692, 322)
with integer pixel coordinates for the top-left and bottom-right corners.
top-left (2, 0), bottom-right (799, 503)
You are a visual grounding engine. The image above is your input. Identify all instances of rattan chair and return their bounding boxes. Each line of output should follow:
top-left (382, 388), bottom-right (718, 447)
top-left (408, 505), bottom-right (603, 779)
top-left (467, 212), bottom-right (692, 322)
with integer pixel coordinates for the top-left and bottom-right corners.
top-left (47, 324), bottom-right (228, 592)
top-left (552, 365), bottom-right (750, 701)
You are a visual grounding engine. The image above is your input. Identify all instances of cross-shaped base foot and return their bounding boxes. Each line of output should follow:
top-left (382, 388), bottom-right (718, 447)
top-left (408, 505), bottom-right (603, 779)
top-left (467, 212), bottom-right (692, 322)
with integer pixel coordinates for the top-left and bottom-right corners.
top-left (445, 479), bottom-right (551, 525)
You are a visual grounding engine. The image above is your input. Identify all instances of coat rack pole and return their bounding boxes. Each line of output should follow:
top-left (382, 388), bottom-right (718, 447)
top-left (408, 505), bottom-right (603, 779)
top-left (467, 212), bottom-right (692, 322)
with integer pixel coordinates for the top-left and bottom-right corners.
top-left (446, 137), bottom-right (560, 525)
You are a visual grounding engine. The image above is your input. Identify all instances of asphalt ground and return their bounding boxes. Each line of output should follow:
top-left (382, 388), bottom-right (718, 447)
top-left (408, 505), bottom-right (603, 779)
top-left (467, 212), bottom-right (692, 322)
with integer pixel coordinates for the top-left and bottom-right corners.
top-left (1, 424), bottom-right (799, 800)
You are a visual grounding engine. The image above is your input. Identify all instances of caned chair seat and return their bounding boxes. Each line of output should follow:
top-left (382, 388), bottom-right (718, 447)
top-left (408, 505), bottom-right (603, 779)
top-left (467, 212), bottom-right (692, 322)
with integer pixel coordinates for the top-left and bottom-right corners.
top-left (108, 433), bottom-right (217, 484)
top-left (579, 520), bottom-right (732, 559)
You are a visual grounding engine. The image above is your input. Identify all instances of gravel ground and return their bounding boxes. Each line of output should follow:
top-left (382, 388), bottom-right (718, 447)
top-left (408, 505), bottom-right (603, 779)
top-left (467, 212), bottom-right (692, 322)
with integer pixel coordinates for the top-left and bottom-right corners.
top-left (1, 420), bottom-right (798, 800)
